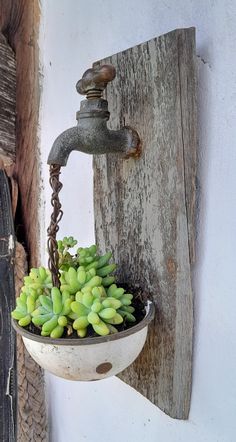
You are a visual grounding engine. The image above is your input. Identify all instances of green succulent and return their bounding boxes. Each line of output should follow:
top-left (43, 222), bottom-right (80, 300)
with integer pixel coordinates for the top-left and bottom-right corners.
top-left (11, 237), bottom-right (136, 338)
top-left (69, 284), bottom-right (132, 337)
top-left (106, 284), bottom-right (136, 322)
top-left (11, 266), bottom-right (52, 326)
top-left (11, 291), bottom-right (38, 326)
top-left (59, 266), bottom-right (99, 294)
top-left (23, 267), bottom-right (52, 295)
top-left (31, 288), bottom-right (73, 338)
top-left (59, 258), bottom-right (116, 295)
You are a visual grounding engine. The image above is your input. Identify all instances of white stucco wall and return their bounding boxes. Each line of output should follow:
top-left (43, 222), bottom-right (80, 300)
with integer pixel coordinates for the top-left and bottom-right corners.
top-left (39, 1), bottom-right (236, 441)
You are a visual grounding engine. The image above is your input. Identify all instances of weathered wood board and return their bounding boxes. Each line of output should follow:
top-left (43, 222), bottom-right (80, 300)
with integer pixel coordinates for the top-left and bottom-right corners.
top-left (93, 28), bottom-right (196, 419)
top-left (0, 32), bottom-right (16, 166)
top-left (0, 0), bottom-right (41, 267)
top-left (0, 3), bottom-right (48, 440)
top-left (0, 170), bottom-right (17, 441)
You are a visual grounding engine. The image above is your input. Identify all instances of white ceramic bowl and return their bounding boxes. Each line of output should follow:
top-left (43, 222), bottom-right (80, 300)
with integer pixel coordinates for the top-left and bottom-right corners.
top-left (12, 300), bottom-right (154, 381)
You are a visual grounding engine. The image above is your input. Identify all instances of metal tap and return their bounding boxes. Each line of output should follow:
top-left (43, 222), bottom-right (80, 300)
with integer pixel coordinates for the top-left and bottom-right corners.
top-left (47, 64), bottom-right (140, 166)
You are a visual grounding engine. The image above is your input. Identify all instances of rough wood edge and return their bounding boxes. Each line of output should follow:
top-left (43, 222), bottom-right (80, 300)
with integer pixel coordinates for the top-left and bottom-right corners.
top-left (177, 28), bottom-right (197, 266)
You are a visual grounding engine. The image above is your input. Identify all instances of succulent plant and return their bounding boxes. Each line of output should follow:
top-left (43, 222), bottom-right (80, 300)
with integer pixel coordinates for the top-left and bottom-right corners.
top-left (69, 284), bottom-right (134, 337)
top-left (11, 237), bottom-right (136, 338)
top-left (11, 291), bottom-right (38, 326)
top-left (11, 267), bottom-right (52, 326)
top-left (106, 284), bottom-right (136, 322)
top-left (31, 288), bottom-right (73, 338)
top-left (23, 267), bottom-right (52, 295)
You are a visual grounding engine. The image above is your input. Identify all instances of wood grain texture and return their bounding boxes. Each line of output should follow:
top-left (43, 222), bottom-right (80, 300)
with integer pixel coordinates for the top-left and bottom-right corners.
top-left (14, 0), bottom-right (41, 268)
top-left (0, 0), bottom-right (41, 267)
top-left (93, 28), bottom-right (196, 419)
top-left (0, 170), bottom-right (17, 442)
top-left (0, 32), bottom-right (16, 166)
top-left (0, 3), bottom-right (48, 440)
top-left (15, 242), bottom-right (48, 442)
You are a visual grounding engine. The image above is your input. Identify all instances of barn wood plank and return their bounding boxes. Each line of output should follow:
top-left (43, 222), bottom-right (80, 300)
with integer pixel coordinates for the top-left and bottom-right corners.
top-left (0, 33), bottom-right (16, 166)
top-left (93, 28), bottom-right (196, 419)
top-left (0, 170), bottom-right (17, 441)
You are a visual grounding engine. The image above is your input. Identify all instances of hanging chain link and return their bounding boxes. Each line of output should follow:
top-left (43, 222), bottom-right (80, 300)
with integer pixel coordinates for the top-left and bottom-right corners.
top-left (47, 164), bottom-right (63, 287)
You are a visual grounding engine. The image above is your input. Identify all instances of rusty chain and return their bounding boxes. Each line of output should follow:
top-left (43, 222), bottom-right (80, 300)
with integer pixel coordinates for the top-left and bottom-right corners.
top-left (47, 164), bottom-right (63, 287)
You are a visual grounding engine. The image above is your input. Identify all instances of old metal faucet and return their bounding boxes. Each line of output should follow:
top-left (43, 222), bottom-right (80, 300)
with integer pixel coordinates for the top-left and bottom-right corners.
top-left (47, 64), bottom-right (140, 166)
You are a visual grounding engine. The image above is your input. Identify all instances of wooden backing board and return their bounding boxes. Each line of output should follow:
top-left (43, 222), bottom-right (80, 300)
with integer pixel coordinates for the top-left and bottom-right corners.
top-left (0, 171), bottom-right (17, 441)
top-left (0, 32), bottom-right (16, 166)
top-left (93, 28), bottom-right (196, 419)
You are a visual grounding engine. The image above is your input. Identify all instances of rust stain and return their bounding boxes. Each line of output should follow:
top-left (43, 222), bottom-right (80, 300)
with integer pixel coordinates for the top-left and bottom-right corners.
top-left (123, 126), bottom-right (142, 159)
top-left (166, 257), bottom-right (177, 276)
top-left (96, 362), bottom-right (112, 374)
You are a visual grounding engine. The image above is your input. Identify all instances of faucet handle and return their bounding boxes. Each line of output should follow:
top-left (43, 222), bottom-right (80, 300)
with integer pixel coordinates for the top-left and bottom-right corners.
top-left (76, 64), bottom-right (116, 99)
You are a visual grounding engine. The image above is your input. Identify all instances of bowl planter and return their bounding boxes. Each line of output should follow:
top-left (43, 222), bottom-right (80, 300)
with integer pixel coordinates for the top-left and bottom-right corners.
top-left (12, 165), bottom-right (154, 381)
top-left (12, 300), bottom-right (154, 381)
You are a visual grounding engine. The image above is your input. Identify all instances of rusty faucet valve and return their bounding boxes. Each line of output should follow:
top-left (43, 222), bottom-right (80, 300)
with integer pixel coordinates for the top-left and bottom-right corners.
top-left (76, 64), bottom-right (116, 99)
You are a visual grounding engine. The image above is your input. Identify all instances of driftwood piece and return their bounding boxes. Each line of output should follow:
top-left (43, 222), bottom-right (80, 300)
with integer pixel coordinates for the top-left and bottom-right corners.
top-left (0, 32), bottom-right (16, 166)
top-left (93, 28), bottom-right (196, 419)
top-left (0, 170), bottom-right (17, 441)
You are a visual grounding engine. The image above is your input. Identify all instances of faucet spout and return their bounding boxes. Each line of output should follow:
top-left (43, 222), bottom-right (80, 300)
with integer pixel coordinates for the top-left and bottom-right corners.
top-left (47, 126), bottom-right (79, 166)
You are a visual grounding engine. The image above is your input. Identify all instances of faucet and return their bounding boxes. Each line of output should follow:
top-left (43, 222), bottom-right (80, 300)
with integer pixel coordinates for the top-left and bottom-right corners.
top-left (47, 64), bottom-right (140, 166)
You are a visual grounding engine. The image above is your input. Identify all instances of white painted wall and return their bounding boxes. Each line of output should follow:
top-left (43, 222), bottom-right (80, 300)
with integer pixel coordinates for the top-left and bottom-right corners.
top-left (39, 1), bottom-right (236, 441)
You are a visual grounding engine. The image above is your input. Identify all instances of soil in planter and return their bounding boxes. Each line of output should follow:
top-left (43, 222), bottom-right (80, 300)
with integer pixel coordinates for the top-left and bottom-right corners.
top-left (23, 285), bottom-right (148, 339)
